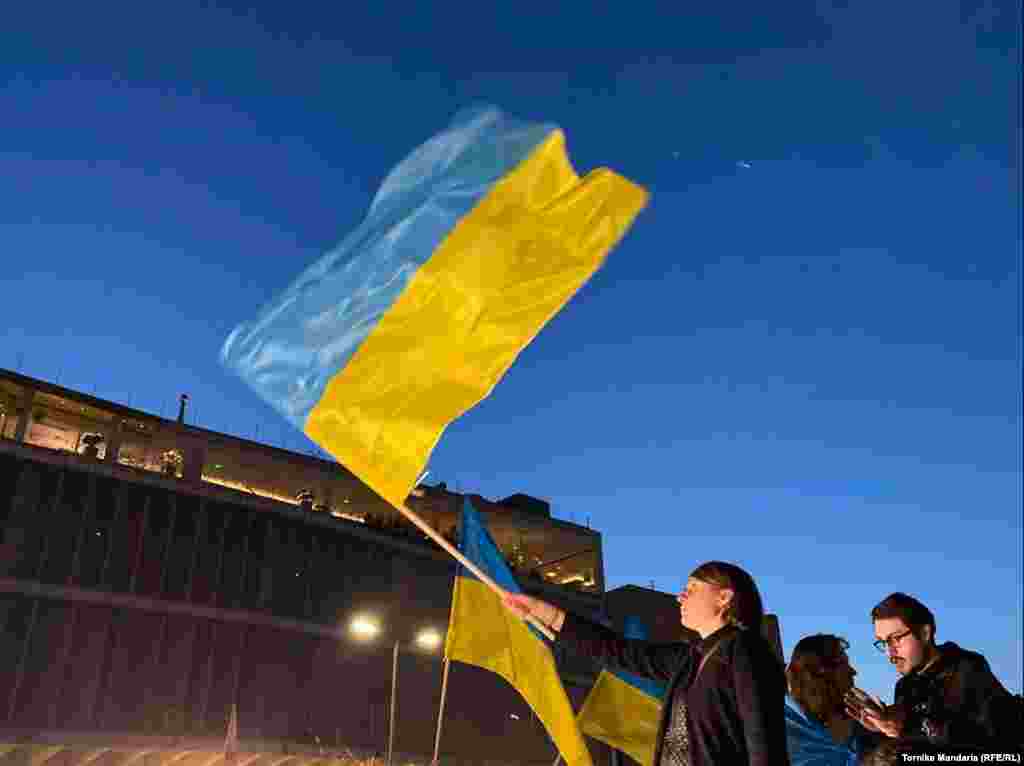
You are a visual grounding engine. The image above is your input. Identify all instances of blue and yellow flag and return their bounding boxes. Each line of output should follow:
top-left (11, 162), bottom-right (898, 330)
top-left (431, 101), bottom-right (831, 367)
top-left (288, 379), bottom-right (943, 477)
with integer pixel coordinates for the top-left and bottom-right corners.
top-left (445, 498), bottom-right (593, 766)
top-left (578, 668), bottom-right (665, 766)
top-left (221, 106), bottom-right (648, 509)
top-left (577, 618), bottom-right (666, 766)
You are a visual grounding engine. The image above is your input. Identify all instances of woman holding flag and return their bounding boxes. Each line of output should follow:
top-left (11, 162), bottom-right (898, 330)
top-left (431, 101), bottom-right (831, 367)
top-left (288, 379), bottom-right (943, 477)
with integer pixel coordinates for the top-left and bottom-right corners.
top-left (504, 561), bottom-right (790, 766)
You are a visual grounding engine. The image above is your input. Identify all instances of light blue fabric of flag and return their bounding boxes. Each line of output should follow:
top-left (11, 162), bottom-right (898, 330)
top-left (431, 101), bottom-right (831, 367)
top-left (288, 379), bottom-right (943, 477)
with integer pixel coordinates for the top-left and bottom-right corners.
top-left (785, 696), bottom-right (865, 766)
top-left (220, 106), bottom-right (554, 431)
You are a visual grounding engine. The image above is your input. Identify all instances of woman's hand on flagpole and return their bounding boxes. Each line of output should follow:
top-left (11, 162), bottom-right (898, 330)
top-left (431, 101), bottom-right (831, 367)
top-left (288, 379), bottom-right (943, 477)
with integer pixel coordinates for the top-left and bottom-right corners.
top-left (502, 591), bottom-right (566, 634)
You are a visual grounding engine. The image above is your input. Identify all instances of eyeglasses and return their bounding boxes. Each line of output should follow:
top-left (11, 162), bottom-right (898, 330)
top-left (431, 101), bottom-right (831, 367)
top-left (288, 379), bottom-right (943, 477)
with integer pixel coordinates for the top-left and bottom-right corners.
top-left (873, 629), bottom-right (913, 653)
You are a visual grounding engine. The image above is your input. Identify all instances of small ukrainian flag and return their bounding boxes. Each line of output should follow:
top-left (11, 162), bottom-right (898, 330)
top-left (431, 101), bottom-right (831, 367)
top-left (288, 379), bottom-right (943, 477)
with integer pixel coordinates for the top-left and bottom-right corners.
top-left (445, 498), bottom-right (594, 766)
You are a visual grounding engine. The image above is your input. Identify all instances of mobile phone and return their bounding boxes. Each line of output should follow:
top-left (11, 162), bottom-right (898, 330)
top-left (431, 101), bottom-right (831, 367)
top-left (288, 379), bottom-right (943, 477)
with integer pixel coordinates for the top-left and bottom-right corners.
top-left (846, 687), bottom-right (885, 715)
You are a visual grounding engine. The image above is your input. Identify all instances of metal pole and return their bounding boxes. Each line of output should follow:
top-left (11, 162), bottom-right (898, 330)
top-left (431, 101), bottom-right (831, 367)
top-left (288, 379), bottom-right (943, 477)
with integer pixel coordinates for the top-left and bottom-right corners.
top-left (387, 641), bottom-right (399, 766)
top-left (431, 658), bottom-right (451, 765)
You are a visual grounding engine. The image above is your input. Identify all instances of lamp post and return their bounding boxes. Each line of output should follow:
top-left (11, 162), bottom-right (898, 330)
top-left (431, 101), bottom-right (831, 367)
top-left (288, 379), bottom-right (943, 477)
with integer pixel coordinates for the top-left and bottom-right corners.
top-left (349, 616), bottom-right (443, 766)
top-left (388, 640), bottom-right (398, 766)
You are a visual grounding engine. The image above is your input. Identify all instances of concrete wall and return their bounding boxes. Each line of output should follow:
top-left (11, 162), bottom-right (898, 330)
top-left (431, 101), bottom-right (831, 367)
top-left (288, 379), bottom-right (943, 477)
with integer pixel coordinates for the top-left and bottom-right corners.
top-left (0, 450), bottom-right (609, 765)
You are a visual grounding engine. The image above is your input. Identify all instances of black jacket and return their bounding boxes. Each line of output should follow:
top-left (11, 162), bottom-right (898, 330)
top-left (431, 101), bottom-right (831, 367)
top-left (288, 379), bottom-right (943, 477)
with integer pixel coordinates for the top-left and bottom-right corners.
top-left (557, 614), bottom-right (790, 766)
top-left (893, 641), bottom-right (1021, 752)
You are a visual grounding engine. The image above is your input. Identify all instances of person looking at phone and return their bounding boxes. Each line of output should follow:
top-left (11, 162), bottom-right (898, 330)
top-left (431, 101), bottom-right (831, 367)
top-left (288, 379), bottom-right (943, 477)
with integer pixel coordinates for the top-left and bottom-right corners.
top-left (845, 592), bottom-right (1019, 754)
top-left (784, 634), bottom-right (885, 764)
top-left (503, 560), bottom-right (790, 766)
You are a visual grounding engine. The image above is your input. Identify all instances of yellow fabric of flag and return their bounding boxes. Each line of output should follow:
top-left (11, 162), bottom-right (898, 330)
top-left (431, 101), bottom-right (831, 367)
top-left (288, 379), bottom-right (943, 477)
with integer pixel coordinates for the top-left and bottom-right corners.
top-left (577, 668), bottom-right (664, 766)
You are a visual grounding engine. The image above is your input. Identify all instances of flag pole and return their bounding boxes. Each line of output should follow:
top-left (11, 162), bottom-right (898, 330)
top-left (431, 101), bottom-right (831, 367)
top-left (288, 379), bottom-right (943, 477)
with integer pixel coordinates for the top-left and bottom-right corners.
top-left (224, 702), bottom-right (238, 765)
top-left (431, 505), bottom-right (462, 766)
top-left (386, 640), bottom-right (399, 766)
top-left (396, 500), bottom-right (554, 640)
top-left (430, 658), bottom-right (451, 766)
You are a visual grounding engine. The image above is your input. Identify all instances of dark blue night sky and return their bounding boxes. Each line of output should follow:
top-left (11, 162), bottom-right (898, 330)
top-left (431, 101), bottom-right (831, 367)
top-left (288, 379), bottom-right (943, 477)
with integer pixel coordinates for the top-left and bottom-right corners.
top-left (2, 0), bottom-right (1019, 698)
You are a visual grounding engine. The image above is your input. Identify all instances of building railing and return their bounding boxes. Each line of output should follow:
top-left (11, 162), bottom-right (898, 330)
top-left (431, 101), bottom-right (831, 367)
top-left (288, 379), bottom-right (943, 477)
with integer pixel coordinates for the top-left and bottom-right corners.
top-left (1, 434), bottom-right (601, 595)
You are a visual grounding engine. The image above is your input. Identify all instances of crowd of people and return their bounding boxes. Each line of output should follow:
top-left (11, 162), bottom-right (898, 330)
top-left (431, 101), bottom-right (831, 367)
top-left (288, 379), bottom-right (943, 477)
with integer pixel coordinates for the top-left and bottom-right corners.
top-left (504, 561), bottom-right (1021, 766)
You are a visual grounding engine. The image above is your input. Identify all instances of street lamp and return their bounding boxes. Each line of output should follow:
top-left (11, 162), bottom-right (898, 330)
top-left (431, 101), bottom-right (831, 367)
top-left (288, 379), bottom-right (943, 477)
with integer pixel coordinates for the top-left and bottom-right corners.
top-left (387, 627), bottom-right (443, 766)
top-left (346, 616), bottom-right (443, 766)
top-left (349, 615), bottom-right (381, 640)
top-left (415, 628), bottom-right (443, 651)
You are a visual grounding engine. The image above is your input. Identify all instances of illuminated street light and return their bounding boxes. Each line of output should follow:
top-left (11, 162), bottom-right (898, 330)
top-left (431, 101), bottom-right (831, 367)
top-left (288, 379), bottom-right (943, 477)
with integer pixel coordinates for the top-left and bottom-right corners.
top-left (415, 628), bottom-right (443, 651)
top-left (349, 615), bottom-right (380, 639)
top-left (343, 619), bottom-right (443, 766)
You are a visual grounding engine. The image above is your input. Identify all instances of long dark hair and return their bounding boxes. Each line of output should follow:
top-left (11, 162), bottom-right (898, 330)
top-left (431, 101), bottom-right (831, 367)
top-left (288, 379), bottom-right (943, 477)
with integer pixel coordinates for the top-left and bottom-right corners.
top-left (690, 561), bottom-right (764, 631)
top-left (787, 634), bottom-right (852, 723)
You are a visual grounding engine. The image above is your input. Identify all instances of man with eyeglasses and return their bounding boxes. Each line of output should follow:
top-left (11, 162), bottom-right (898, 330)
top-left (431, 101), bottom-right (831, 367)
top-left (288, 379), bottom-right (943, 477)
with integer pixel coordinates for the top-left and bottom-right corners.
top-left (845, 592), bottom-right (1020, 756)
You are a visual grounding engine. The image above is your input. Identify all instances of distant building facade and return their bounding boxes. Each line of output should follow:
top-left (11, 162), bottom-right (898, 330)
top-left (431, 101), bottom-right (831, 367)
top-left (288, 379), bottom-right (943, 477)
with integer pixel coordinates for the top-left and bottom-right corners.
top-left (0, 369), bottom-right (621, 762)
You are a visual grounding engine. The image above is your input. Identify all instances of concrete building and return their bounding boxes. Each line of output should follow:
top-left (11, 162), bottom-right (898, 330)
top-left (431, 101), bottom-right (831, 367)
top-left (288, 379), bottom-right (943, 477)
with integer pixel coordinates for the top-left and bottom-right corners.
top-left (0, 368), bottom-right (691, 764)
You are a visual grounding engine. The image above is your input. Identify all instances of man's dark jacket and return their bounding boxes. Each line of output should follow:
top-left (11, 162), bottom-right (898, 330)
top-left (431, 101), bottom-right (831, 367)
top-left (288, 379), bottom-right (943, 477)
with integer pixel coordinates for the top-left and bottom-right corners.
top-left (557, 613), bottom-right (790, 766)
top-left (894, 641), bottom-right (1021, 753)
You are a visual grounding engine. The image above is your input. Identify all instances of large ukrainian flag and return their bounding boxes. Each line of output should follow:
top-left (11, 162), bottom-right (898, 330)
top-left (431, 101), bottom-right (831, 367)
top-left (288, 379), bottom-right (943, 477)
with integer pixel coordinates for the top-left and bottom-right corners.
top-left (445, 498), bottom-right (593, 766)
top-left (221, 106), bottom-right (648, 509)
